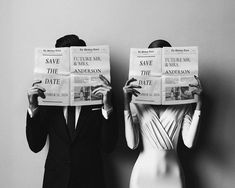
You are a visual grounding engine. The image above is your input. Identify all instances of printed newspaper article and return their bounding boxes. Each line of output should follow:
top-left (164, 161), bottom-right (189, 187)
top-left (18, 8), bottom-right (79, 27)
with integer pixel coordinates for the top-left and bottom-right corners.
top-left (129, 48), bottom-right (162, 104)
top-left (34, 46), bottom-right (110, 106)
top-left (70, 46), bottom-right (110, 106)
top-left (34, 48), bottom-right (70, 106)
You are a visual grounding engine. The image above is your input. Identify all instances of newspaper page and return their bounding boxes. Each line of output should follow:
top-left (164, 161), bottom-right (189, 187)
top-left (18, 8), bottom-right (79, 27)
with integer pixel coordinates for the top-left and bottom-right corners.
top-left (70, 46), bottom-right (110, 106)
top-left (161, 46), bottom-right (198, 105)
top-left (34, 48), bottom-right (70, 106)
top-left (129, 48), bottom-right (162, 104)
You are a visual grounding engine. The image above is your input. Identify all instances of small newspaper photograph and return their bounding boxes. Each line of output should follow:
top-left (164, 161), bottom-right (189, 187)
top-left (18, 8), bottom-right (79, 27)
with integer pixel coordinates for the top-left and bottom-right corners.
top-left (162, 76), bottom-right (198, 105)
top-left (34, 46), bottom-right (110, 106)
top-left (128, 46), bottom-right (198, 105)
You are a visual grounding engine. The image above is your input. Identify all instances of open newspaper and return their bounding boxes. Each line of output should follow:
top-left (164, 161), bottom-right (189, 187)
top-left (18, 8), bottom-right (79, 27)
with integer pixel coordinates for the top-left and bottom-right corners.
top-left (34, 45), bottom-right (110, 106)
top-left (129, 46), bottom-right (198, 105)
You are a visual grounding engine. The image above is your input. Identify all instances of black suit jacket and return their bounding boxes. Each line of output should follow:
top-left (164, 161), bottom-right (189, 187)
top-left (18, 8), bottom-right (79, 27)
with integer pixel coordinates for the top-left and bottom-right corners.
top-left (26, 105), bottom-right (117, 188)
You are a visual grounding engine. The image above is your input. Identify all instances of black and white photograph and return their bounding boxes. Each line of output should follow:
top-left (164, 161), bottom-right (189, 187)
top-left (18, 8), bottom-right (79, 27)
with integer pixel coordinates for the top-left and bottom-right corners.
top-left (74, 86), bottom-right (86, 101)
top-left (1, 0), bottom-right (235, 188)
top-left (166, 86), bottom-right (194, 101)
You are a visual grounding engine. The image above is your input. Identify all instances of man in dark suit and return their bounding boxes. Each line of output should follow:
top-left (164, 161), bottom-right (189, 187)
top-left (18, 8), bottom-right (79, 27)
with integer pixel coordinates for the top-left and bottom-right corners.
top-left (26, 35), bottom-right (117, 188)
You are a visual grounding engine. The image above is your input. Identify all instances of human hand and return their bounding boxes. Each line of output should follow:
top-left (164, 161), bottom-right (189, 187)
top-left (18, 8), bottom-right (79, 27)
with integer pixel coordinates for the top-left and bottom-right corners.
top-left (189, 75), bottom-right (203, 109)
top-left (27, 80), bottom-right (46, 111)
top-left (123, 78), bottom-right (141, 105)
top-left (92, 75), bottom-right (112, 110)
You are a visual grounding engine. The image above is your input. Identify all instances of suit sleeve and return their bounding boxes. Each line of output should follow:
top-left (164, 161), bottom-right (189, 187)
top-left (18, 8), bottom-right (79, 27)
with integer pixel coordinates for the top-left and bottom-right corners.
top-left (26, 107), bottom-right (49, 153)
top-left (99, 107), bottom-right (118, 153)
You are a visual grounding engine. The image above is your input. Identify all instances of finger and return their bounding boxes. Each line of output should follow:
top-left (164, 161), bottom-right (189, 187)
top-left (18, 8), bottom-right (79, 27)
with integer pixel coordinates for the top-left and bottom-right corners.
top-left (191, 89), bottom-right (201, 95)
top-left (124, 87), bottom-right (137, 93)
top-left (92, 87), bottom-right (110, 94)
top-left (132, 90), bottom-right (140, 97)
top-left (37, 90), bottom-right (46, 99)
top-left (28, 90), bottom-right (40, 96)
top-left (191, 90), bottom-right (197, 95)
top-left (32, 80), bottom-right (42, 86)
top-left (28, 88), bottom-right (46, 97)
top-left (93, 89), bottom-right (111, 97)
top-left (32, 85), bottom-right (46, 92)
top-left (194, 75), bottom-right (202, 88)
top-left (125, 88), bottom-right (140, 95)
top-left (93, 90), bottom-right (106, 96)
top-left (94, 84), bottom-right (112, 90)
top-left (124, 88), bottom-right (137, 96)
top-left (189, 84), bottom-right (199, 88)
top-left (28, 88), bottom-right (44, 95)
top-left (125, 78), bottom-right (137, 86)
top-left (93, 85), bottom-right (102, 89)
top-left (99, 75), bottom-right (111, 86)
top-left (133, 92), bottom-right (138, 97)
top-left (93, 90), bottom-right (110, 97)
top-left (127, 84), bottom-right (142, 89)
top-left (132, 88), bottom-right (141, 95)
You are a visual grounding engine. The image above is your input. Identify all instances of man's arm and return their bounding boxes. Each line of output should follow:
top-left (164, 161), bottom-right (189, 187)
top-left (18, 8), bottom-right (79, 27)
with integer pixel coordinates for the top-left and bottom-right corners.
top-left (26, 80), bottom-right (48, 153)
top-left (99, 106), bottom-right (118, 153)
top-left (26, 107), bottom-right (48, 153)
top-left (93, 75), bottom-right (118, 153)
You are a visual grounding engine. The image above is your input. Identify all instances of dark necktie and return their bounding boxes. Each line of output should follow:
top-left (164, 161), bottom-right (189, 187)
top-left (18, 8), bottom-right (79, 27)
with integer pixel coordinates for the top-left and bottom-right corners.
top-left (67, 106), bottom-right (76, 140)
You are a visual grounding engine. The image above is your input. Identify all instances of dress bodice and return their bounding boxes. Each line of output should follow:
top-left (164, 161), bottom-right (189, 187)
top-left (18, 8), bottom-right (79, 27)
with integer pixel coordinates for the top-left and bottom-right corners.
top-left (131, 104), bottom-right (190, 150)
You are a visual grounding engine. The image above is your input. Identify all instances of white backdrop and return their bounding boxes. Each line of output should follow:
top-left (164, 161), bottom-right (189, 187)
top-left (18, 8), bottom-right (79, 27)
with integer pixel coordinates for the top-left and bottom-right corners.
top-left (1, 0), bottom-right (235, 187)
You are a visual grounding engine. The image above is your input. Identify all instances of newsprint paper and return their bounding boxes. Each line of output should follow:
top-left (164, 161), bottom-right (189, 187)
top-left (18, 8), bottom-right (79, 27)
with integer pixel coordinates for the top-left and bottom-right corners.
top-left (129, 46), bottom-right (198, 105)
top-left (34, 46), bottom-right (110, 106)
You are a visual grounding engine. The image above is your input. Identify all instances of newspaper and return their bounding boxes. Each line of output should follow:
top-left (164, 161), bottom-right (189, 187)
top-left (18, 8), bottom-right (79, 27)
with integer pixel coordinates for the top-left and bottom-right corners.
top-left (70, 46), bottom-right (110, 106)
top-left (162, 47), bottom-right (198, 105)
top-left (129, 46), bottom-right (198, 105)
top-left (34, 46), bottom-right (110, 106)
top-left (129, 48), bottom-right (162, 104)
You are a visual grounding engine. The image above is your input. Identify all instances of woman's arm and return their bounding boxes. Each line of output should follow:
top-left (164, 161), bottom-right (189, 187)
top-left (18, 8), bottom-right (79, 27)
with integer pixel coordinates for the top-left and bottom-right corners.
top-left (182, 104), bottom-right (201, 148)
top-left (182, 76), bottom-right (202, 148)
top-left (123, 78), bottom-right (141, 149)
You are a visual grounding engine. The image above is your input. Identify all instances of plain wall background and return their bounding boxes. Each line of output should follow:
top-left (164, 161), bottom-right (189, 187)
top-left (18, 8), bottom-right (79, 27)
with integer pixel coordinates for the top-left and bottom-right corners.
top-left (1, 0), bottom-right (235, 187)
